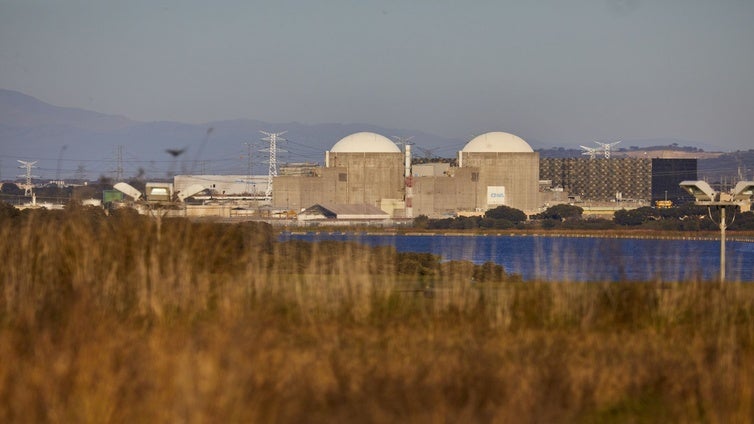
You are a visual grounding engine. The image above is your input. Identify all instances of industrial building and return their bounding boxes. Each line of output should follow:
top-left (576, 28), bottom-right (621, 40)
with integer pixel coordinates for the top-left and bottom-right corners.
top-left (272, 131), bottom-right (540, 218)
top-left (273, 132), bottom-right (408, 216)
top-left (149, 132), bottom-right (697, 221)
top-left (174, 175), bottom-right (268, 198)
top-left (297, 203), bottom-right (391, 222)
top-left (412, 132), bottom-right (540, 216)
top-left (651, 159), bottom-right (697, 204)
top-left (539, 157), bottom-right (697, 204)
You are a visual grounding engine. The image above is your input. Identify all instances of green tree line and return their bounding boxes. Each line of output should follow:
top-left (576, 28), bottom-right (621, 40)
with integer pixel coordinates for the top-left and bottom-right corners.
top-left (412, 203), bottom-right (754, 231)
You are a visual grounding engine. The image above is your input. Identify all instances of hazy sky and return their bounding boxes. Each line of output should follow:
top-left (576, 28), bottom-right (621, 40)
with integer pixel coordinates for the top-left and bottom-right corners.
top-left (1, 0), bottom-right (753, 150)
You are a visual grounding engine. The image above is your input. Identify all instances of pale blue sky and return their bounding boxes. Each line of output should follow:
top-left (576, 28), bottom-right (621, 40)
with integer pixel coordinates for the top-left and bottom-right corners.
top-left (1, 0), bottom-right (753, 150)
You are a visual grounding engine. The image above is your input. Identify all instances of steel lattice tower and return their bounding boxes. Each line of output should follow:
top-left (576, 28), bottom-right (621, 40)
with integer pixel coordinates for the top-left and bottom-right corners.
top-left (115, 145), bottom-right (124, 181)
top-left (260, 131), bottom-right (287, 198)
top-left (17, 160), bottom-right (38, 196)
top-left (595, 140), bottom-right (621, 159)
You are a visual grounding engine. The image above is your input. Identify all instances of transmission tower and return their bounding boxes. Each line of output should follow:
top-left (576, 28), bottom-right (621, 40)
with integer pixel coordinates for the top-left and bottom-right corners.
top-left (579, 145), bottom-right (599, 159)
top-left (17, 160), bottom-right (38, 196)
top-left (416, 146), bottom-right (440, 159)
top-left (392, 136), bottom-right (415, 152)
top-left (260, 131), bottom-right (287, 198)
top-left (594, 140), bottom-right (621, 159)
top-left (115, 145), bottom-right (124, 181)
top-left (74, 164), bottom-right (87, 182)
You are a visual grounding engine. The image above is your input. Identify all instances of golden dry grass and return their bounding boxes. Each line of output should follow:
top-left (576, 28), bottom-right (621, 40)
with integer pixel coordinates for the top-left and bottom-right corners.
top-left (1, 205), bottom-right (754, 422)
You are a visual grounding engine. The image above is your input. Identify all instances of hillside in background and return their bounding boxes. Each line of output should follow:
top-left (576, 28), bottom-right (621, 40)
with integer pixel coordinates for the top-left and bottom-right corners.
top-left (1, 89), bottom-right (750, 183)
top-left (698, 150), bottom-right (754, 184)
top-left (0, 89), bottom-right (134, 131)
top-left (0, 89), bottom-right (462, 181)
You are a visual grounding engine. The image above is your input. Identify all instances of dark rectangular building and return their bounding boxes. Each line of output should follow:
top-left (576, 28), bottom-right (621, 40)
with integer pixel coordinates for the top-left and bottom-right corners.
top-left (651, 158), bottom-right (697, 204)
top-left (539, 158), bottom-right (652, 201)
top-left (540, 157), bottom-right (698, 204)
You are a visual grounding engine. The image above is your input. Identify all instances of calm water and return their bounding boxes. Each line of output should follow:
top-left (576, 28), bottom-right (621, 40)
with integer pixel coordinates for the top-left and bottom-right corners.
top-left (278, 232), bottom-right (754, 282)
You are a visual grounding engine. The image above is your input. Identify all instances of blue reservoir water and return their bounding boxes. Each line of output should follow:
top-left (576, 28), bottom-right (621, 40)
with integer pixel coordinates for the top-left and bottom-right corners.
top-left (278, 233), bottom-right (754, 282)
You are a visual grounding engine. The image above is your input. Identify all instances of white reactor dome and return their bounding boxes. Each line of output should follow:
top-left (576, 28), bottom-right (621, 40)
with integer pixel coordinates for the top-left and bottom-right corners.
top-left (330, 132), bottom-right (401, 153)
top-left (462, 132), bottom-right (533, 153)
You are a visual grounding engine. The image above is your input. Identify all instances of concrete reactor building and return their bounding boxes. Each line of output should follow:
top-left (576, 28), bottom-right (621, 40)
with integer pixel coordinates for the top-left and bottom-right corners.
top-left (273, 131), bottom-right (541, 219)
top-left (412, 132), bottom-right (540, 216)
top-left (273, 132), bottom-right (408, 217)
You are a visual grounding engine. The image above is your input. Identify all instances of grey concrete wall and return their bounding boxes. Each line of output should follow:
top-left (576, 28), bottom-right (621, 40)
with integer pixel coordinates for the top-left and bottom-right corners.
top-left (412, 167), bottom-right (479, 217)
top-left (460, 152), bottom-right (540, 212)
top-left (328, 152), bottom-right (405, 206)
top-left (273, 151), bottom-right (540, 217)
top-left (273, 152), bottom-right (404, 212)
top-left (273, 168), bottom-right (347, 211)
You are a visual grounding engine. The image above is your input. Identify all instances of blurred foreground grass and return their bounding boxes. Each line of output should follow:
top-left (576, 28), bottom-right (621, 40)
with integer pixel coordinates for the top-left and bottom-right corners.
top-left (1, 204), bottom-right (754, 422)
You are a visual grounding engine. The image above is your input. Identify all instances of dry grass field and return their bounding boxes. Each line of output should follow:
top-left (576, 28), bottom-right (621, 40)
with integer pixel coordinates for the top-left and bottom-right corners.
top-left (1, 204), bottom-right (754, 422)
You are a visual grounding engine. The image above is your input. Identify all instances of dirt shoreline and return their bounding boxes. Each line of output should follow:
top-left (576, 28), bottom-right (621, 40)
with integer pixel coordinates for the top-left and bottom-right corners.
top-left (281, 228), bottom-right (754, 243)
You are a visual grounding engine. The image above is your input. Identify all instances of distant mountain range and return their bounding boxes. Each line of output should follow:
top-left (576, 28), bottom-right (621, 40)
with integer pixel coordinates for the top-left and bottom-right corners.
top-left (1, 88), bottom-right (750, 182)
top-left (0, 89), bottom-right (463, 181)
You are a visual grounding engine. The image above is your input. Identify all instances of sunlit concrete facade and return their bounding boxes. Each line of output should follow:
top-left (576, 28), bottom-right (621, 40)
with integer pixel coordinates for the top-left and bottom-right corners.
top-left (273, 132), bottom-right (406, 215)
top-left (412, 132), bottom-right (540, 216)
top-left (273, 131), bottom-right (541, 218)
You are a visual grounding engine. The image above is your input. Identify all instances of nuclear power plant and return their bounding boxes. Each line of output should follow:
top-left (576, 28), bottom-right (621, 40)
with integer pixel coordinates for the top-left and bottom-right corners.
top-left (272, 131), bottom-right (540, 218)
top-left (97, 129), bottom-right (697, 222)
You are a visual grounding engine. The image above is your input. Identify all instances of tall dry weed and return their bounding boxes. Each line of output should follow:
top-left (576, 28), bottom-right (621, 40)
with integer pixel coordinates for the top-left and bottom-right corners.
top-left (0, 206), bottom-right (753, 422)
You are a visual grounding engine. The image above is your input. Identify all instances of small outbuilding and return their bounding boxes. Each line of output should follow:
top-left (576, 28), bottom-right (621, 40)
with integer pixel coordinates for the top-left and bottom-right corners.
top-left (297, 203), bottom-right (390, 221)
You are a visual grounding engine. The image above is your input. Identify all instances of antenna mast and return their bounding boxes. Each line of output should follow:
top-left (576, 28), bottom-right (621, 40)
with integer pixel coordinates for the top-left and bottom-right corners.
top-left (260, 130), bottom-right (287, 199)
top-left (17, 160), bottom-right (38, 196)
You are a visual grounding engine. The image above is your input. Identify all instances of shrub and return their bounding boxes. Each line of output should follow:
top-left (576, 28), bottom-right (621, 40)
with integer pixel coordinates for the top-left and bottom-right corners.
top-left (614, 207), bottom-right (655, 226)
top-left (536, 204), bottom-right (584, 221)
top-left (484, 205), bottom-right (527, 223)
top-left (413, 214), bottom-right (429, 229)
